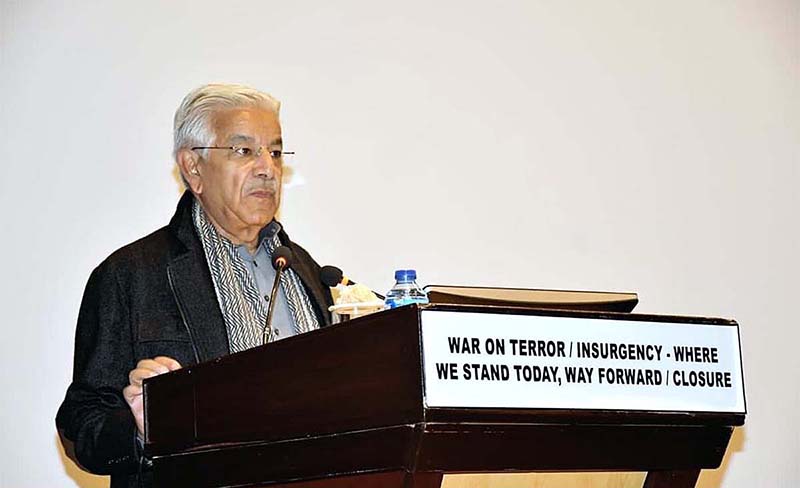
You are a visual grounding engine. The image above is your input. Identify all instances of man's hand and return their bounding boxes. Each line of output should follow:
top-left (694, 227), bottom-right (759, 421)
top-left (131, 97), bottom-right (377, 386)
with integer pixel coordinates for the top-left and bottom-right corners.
top-left (122, 356), bottom-right (182, 436)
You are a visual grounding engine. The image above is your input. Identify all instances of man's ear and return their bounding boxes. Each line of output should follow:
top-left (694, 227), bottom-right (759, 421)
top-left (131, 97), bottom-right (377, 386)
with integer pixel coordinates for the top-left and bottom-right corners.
top-left (176, 149), bottom-right (203, 194)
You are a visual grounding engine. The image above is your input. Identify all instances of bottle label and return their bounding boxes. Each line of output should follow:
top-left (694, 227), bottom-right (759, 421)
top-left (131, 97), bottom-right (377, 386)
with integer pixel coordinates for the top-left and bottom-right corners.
top-left (385, 296), bottom-right (429, 309)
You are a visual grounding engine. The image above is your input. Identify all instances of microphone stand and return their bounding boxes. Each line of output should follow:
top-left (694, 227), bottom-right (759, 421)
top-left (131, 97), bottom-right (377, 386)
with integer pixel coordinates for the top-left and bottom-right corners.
top-left (262, 263), bottom-right (285, 345)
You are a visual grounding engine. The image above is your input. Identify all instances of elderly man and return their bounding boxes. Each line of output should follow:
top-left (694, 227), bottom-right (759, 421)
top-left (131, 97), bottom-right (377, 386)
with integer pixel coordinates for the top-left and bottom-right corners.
top-left (56, 84), bottom-right (333, 488)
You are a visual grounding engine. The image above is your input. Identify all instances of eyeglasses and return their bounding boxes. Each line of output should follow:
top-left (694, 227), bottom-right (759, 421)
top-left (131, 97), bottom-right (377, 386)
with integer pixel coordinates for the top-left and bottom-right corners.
top-left (191, 145), bottom-right (295, 162)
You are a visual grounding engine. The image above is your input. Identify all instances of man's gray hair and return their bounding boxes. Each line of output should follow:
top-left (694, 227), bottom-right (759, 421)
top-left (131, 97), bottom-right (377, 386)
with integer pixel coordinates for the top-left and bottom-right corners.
top-left (173, 83), bottom-right (281, 159)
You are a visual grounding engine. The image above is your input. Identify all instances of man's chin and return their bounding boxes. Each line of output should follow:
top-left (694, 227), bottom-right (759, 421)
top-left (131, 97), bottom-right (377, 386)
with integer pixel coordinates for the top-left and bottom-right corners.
top-left (243, 205), bottom-right (278, 226)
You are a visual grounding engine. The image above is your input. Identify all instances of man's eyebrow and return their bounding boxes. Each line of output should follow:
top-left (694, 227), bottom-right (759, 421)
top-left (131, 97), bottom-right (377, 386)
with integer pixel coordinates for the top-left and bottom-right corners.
top-left (227, 134), bottom-right (256, 144)
top-left (225, 135), bottom-right (283, 147)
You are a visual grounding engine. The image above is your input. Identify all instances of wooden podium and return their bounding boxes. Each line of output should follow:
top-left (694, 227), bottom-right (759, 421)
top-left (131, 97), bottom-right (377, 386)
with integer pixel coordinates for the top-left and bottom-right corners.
top-left (143, 304), bottom-right (745, 488)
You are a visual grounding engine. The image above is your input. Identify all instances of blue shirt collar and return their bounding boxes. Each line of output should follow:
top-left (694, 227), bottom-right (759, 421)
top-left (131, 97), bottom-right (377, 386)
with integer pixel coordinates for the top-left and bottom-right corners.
top-left (236, 220), bottom-right (282, 261)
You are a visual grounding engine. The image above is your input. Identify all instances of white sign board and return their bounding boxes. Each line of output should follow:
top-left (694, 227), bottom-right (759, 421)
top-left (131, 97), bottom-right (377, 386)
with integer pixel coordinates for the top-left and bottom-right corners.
top-left (420, 310), bottom-right (745, 413)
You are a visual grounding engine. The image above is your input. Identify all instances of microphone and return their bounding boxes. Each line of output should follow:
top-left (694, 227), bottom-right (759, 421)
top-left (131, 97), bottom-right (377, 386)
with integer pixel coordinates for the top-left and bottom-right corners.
top-left (320, 265), bottom-right (385, 300)
top-left (263, 246), bottom-right (294, 345)
top-left (320, 265), bottom-right (348, 287)
top-left (272, 246), bottom-right (293, 270)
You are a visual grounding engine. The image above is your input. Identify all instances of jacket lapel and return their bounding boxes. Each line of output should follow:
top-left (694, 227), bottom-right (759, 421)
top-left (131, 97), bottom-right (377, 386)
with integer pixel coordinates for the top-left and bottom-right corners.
top-left (291, 256), bottom-right (331, 327)
top-left (167, 192), bottom-right (230, 362)
top-left (279, 229), bottom-right (332, 328)
top-left (167, 255), bottom-right (230, 362)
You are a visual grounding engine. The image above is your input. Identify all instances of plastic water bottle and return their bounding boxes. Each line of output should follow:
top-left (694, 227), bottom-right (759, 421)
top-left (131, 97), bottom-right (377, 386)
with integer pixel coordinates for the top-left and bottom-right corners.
top-left (385, 269), bottom-right (429, 309)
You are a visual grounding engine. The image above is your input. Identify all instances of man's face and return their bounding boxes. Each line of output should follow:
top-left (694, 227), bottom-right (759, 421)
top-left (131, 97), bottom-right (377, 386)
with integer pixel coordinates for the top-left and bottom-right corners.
top-left (194, 107), bottom-right (284, 237)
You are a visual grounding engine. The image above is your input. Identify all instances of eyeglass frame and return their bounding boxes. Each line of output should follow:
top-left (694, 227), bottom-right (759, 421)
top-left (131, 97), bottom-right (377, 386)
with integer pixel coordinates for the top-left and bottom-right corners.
top-left (191, 145), bottom-right (295, 160)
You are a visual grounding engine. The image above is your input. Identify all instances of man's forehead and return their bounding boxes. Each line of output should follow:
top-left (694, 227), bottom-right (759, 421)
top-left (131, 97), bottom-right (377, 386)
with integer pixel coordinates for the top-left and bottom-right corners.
top-left (212, 106), bottom-right (282, 141)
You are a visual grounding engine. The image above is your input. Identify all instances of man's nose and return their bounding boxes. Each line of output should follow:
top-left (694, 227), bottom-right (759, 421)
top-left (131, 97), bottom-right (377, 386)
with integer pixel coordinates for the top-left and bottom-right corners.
top-left (253, 149), bottom-right (279, 179)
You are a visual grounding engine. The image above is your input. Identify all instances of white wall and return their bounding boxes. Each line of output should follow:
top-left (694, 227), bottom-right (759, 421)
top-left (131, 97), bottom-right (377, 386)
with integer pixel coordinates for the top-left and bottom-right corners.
top-left (1, 1), bottom-right (797, 486)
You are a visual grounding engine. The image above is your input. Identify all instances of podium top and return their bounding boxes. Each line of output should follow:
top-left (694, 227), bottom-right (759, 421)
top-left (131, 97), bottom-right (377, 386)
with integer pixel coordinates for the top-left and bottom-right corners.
top-left (424, 285), bottom-right (639, 313)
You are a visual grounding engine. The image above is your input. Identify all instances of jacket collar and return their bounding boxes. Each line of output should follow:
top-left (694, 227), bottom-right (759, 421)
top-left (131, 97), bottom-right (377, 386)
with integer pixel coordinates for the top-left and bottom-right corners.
top-left (168, 190), bottom-right (203, 253)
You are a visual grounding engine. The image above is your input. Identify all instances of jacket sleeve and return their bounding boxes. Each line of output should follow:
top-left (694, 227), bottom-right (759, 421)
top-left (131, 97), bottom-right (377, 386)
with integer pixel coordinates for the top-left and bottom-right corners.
top-left (56, 262), bottom-right (142, 475)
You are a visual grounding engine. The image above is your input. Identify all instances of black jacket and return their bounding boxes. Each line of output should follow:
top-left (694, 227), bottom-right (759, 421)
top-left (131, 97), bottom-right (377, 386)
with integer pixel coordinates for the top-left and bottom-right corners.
top-left (56, 192), bottom-right (333, 488)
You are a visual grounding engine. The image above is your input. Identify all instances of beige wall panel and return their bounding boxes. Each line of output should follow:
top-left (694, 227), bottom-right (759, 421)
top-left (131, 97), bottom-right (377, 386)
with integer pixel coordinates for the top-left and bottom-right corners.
top-left (443, 473), bottom-right (646, 488)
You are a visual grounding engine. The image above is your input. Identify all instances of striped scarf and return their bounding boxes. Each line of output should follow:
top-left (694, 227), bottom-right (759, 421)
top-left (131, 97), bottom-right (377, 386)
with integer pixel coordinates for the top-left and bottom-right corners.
top-left (192, 201), bottom-right (320, 353)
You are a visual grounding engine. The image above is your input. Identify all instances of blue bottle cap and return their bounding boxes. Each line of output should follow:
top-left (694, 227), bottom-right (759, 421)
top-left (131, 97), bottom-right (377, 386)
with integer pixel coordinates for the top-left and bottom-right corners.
top-left (394, 269), bottom-right (417, 281)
